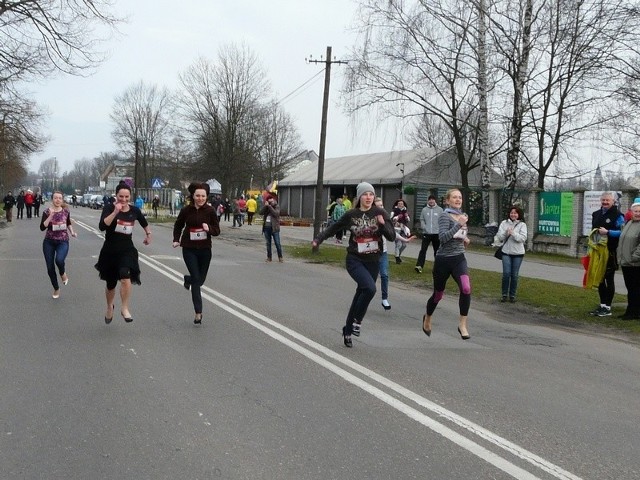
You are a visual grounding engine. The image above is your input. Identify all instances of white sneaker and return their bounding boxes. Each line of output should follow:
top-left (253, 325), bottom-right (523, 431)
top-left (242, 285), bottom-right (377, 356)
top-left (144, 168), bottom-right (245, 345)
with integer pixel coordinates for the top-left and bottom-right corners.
top-left (381, 299), bottom-right (391, 310)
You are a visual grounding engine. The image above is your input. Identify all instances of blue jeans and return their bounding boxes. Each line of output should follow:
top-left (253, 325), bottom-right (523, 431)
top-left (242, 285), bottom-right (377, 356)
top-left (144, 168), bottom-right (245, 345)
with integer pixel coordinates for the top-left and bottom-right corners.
top-left (263, 226), bottom-right (283, 259)
top-left (183, 248), bottom-right (212, 314)
top-left (43, 238), bottom-right (69, 290)
top-left (378, 251), bottom-right (389, 300)
top-left (501, 254), bottom-right (524, 298)
top-left (344, 254), bottom-right (379, 334)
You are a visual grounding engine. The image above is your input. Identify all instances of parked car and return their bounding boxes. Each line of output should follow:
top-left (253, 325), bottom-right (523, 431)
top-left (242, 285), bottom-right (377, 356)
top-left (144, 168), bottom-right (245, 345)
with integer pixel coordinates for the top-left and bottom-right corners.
top-left (81, 193), bottom-right (93, 207)
top-left (90, 194), bottom-right (104, 210)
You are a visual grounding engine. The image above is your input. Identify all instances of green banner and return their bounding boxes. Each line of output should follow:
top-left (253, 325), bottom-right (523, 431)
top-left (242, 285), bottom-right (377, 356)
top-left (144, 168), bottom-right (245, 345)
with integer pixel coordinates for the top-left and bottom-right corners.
top-left (538, 192), bottom-right (573, 236)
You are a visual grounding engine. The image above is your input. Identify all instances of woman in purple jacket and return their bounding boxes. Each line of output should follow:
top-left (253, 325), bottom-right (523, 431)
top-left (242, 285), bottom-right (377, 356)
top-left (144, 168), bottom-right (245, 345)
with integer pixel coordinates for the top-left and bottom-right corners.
top-left (40, 191), bottom-right (77, 299)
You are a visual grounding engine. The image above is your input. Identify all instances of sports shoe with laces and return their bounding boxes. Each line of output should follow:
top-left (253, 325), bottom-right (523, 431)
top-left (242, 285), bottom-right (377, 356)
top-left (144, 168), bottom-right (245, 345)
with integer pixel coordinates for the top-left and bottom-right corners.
top-left (414, 266), bottom-right (422, 273)
top-left (595, 307), bottom-right (612, 317)
top-left (589, 306), bottom-right (605, 316)
top-left (381, 299), bottom-right (391, 310)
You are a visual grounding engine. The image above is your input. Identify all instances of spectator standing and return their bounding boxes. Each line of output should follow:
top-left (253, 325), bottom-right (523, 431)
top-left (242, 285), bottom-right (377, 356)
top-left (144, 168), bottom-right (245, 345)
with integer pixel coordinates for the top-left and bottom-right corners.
top-left (223, 198), bottom-right (231, 222)
top-left (152, 195), bottom-right (160, 218)
top-left (588, 191), bottom-right (624, 317)
top-left (33, 191), bottom-right (43, 217)
top-left (617, 202), bottom-right (640, 320)
top-left (261, 193), bottom-right (283, 262)
top-left (3, 191), bottom-right (15, 222)
top-left (624, 197), bottom-right (640, 222)
top-left (495, 206), bottom-right (528, 302)
top-left (237, 195), bottom-right (247, 226)
top-left (415, 195), bottom-right (443, 273)
top-left (15, 190), bottom-right (25, 219)
top-left (232, 197), bottom-right (242, 227)
top-left (24, 190), bottom-right (34, 218)
top-left (332, 197), bottom-right (347, 243)
top-left (246, 195), bottom-right (257, 225)
top-left (326, 197), bottom-right (337, 225)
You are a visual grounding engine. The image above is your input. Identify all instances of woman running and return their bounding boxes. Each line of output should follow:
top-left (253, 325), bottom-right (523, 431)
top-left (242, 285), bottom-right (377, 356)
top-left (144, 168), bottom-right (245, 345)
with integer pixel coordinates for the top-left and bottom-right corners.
top-left (95, 181), bottom-right (151, 324)
top-left (40, 191), bottom-right (77, 299)
top-left (172, 182), bottom-right (220, 324)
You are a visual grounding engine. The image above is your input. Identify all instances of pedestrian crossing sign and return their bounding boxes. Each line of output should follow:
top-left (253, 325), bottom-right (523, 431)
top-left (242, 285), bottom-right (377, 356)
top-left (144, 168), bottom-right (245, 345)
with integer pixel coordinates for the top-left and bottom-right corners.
top-left (151, 178), bottom-right (162, 188)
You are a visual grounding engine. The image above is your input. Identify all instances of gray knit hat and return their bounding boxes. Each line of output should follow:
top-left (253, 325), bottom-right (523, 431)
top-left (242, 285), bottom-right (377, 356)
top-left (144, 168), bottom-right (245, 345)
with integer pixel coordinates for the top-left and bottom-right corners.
top-left (355, 182), bottom-right (375, 207)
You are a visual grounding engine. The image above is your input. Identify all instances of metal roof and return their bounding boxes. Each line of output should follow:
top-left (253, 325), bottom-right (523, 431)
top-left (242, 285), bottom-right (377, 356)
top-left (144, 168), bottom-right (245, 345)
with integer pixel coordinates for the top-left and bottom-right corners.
top-left (280, 147), bottom-right (504, 187)
top-left (280, 149), bottom-right (436, 186)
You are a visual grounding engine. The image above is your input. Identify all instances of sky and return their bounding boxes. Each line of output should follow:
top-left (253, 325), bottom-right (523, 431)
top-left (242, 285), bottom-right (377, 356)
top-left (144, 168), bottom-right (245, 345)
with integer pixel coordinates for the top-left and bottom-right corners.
top-left (29, 0), bottom-right (408, 175)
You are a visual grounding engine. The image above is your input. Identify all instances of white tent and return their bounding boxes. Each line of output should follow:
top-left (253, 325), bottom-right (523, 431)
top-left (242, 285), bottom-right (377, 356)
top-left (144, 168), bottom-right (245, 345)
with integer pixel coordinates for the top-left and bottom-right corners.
top-left (206, 178), bottom-right (222, 194)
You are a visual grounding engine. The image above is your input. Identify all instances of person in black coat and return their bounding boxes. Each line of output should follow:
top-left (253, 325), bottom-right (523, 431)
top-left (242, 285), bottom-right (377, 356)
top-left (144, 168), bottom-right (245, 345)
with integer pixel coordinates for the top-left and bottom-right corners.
top-left (3, 191), bottom-right (15, 222)
top-left (15, 190), bottom-right (25, 219)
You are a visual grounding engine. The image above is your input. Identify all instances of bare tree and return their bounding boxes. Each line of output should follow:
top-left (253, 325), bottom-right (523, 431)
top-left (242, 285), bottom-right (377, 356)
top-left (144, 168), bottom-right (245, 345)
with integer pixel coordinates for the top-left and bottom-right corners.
top-left (610, 59), bottom-right (640, 164)
top-left (0, 0), bottom-right (121, 189)
top-left (491, 0), bottom-right (640, 189)
top-left (0, 89), bottom-right (47, 189)
top-left (0, 0), bottom-right (121, 84)
top-left (110, 81), bottom-right (172, 189)
top-left (177, 44), bottom-right (271, 196)
top-left (252, 101), bottom-right (303, 187)
top-left (345, 0), bottom-right (482, 191)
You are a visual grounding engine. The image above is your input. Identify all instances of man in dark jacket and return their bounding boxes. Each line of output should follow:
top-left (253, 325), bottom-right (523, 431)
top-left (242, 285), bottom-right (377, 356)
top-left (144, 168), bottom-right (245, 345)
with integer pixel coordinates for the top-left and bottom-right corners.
top-left (589, 192), bottom-right (624, 317)
top-left (3, 191), bottom-right (15, 222)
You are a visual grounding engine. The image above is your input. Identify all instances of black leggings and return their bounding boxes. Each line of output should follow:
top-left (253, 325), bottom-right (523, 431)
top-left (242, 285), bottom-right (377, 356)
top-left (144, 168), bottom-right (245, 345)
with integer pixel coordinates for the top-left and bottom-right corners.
top-left (183, 247), bottom-right (212, 314)
top-left (426, 254), bottom-right (471, 316)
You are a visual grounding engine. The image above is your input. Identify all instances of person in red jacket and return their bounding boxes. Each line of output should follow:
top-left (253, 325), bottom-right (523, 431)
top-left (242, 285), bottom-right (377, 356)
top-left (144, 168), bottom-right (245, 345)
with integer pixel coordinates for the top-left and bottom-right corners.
top-left (173, 182), bottom-right (221, 325)
top-left (24, 189), bottom-right (34, 218)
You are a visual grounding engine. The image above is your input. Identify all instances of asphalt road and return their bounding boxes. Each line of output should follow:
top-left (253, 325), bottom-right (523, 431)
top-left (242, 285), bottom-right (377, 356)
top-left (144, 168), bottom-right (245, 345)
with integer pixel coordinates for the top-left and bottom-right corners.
top-left (1, 209), bottom-right (638, 480)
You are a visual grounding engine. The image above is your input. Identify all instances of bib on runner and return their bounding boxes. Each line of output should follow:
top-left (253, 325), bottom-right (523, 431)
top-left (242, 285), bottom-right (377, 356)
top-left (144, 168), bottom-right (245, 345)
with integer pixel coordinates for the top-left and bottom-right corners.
top-left (356, 237), bottom-right (379, 254)
top-left (114, 219), bottom-right (134, 235)
top-left (189, 228), bottom-right (206, 241)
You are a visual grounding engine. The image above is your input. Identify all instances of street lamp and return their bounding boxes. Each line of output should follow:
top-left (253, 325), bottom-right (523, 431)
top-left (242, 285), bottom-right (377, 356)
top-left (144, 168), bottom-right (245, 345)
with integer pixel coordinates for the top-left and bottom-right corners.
top-left (396, 162), bottom-right (405, 198)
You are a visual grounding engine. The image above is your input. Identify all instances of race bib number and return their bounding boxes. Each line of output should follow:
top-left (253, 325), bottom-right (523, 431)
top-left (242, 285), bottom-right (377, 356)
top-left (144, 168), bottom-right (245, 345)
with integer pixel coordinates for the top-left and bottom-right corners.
top-left (114, 219), bottom-right (134, 235)
top-left (51, 222), bottom-right (66, 232)
top-left (357, 237), bottom-right (379, 254)
top-left (189, 228), bottom-right (206, 241)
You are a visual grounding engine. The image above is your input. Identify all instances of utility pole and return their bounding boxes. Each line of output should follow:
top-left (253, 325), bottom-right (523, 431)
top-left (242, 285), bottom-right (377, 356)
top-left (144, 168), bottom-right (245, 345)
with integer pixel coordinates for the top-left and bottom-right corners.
top-left (307, 46), bottom-right (347, 239)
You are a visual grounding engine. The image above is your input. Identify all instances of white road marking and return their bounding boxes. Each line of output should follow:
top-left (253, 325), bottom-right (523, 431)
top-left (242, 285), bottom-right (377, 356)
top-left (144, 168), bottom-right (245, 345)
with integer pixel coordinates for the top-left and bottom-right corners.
top-left (139, 252), bottom-right (582, 480)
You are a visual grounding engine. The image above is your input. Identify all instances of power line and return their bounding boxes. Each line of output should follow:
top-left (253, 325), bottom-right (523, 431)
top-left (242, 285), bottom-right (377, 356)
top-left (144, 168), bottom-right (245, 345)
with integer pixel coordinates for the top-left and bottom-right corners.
top-left (276, 69), bottom-right (325, 105)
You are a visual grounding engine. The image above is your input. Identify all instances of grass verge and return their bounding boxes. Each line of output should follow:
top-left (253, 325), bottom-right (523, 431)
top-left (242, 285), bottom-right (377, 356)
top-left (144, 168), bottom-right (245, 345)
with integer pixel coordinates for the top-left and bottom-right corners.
top-left (288, 243), bottom-right (640, 336)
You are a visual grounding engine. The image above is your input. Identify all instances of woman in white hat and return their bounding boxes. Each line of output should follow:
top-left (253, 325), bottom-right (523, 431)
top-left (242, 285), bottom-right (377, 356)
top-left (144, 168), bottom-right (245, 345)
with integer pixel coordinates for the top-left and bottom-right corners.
top-left (312, 182), bottom-right (396, 347)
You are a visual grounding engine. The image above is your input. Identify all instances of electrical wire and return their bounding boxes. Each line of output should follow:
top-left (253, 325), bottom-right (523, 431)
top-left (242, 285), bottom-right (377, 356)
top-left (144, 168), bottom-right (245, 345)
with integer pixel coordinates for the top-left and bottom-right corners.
top-left (275, 69), bottom-right (325, 105)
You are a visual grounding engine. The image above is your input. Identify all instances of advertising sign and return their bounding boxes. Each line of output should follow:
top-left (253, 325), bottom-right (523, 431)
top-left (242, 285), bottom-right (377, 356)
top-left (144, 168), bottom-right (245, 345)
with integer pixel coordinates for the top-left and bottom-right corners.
top-left (538, 192), bottom-right (574, 236)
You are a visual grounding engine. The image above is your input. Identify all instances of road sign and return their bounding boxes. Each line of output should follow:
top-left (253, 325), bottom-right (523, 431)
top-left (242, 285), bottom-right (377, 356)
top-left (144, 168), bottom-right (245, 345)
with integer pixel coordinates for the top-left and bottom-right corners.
top-left (151, 178), bottom-right (162, 188)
